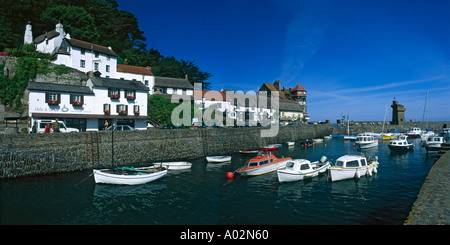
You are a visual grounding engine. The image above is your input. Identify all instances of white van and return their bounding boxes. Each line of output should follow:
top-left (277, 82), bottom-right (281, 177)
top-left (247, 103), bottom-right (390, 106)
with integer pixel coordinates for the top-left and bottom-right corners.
top-left (33, 120), bottom-right (79, 133)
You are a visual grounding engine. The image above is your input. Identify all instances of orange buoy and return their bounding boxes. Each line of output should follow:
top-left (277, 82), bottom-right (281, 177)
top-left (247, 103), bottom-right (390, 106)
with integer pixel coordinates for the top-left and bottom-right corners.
top-left (226, 172), bottom-right (234, 179)
top-left (353, 143), bottom-right (356, 147)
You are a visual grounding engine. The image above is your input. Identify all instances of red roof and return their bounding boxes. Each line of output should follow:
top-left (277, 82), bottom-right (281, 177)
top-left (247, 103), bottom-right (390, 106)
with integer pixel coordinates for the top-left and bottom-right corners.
top-left (293, 83), bottom-right (306, 91)
top-left (117, 64), bottom-right (154, 76)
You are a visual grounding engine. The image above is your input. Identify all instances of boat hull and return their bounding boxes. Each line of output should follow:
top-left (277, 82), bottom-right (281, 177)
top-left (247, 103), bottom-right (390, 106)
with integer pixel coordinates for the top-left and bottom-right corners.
top-left (237, 160), bottom-right (289, 176)
top-left (425, 144), bottom-right (441, 152)
top-left (388, 144), bottom-right (414, 152)
top-left (277, 162), bottom-right (330, 183)
top-left (329, 162), bottom-right (378, 182)
top-left (206, 156), bottom-right (232, 163)
top-left (93, 169), bottom-right (167, 185)
top-left (356, 141), bottom-right (378, 150)
top-left (152, 162), bottom-right (192, 170)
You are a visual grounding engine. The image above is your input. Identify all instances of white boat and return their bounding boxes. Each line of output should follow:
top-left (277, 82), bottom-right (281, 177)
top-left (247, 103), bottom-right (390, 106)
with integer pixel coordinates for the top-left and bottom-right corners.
top-left (152, 161), bottom-right (192, 170)
top-left (355, 134), bottom-right (378, 150)
top-left (286, 141), bottom-right (295, 146)
top-left (344, 135), bottom-right (357, 140)
top-left (206, 156), bottom-right (232, 163)
top-left (235, 151), bottom-right (291, 176)
top-left (424, 136), bottom-right (445, 153)
top-left (313, 138), bottom-right (323, 143)
top-left (388, 135), bottom-right (414, 152)
top-left (277, 156), bottom-right (331, 183)
top-left (381, 132), bottom-right (395, 140)
top-left (420, 130), bottom-right (436, 143)
top-left (324, 135), bottom-right (332, 140)
top-left (407, 127), bottom-right (422, 138)
top-left (329, 155), bottom-right (379, 182)
top-left (93, 167), bottom-right (167, 185)
top-left (93, 124), bottom-right (167, 185)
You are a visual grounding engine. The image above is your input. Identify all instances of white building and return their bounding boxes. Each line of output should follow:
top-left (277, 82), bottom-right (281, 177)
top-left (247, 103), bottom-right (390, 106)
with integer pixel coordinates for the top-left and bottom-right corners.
top-left (28, 76), bottom-right (149, 132)
top-left (33, 22), bottom-right (118, 78)
top-left (152, 77), bottom-right (194, 96)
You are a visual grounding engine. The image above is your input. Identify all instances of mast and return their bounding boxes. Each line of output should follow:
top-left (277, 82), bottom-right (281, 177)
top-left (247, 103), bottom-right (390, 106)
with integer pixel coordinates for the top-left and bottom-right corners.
top-left (111, 122), bottom-right (114, 167)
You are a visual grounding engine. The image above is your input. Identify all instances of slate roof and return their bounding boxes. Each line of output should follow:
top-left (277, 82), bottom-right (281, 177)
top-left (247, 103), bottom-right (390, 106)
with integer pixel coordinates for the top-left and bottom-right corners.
top-left (154, 77), bottom-right (194, 89)
top-left (27, 82), bottom-right (94, 94)
top-left (279, 99), bottom-right (303, 112)
top-left (34, 30), bottom-right (60, 44)
top-left (67, 38), bottom-right (117, 56)
top-left (89, 77), bottom-right (149, 91)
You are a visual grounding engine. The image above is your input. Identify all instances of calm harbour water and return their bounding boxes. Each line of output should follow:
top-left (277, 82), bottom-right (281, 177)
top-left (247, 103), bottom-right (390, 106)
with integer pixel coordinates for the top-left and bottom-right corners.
top-left (0, 137), bottom-right (436, 225)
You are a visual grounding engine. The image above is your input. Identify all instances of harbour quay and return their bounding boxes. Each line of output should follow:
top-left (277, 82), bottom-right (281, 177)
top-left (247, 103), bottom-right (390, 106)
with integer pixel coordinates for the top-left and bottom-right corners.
top-left (405, 143), bottom-right (450, 225)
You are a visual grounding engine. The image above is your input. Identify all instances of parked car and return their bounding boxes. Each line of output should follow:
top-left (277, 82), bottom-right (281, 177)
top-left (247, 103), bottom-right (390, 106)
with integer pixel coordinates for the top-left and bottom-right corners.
top-left (106, 125), bottom-right (136, 131)
top-left (33, 120), bottom-right (79, 133)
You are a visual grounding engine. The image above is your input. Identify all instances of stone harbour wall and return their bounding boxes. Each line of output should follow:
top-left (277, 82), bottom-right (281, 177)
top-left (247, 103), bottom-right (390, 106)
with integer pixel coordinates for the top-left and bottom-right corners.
top-left (0, 124), bottom-right (334, 179)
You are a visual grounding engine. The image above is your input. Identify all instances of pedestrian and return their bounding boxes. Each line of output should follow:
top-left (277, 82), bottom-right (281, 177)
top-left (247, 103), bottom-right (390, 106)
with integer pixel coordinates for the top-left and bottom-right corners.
top-left (104, 120), bottom-right (109, 130)
top-left (52, 118), bottom-right (60, 133)
top-left (44, 123), bottom-right (51, 133)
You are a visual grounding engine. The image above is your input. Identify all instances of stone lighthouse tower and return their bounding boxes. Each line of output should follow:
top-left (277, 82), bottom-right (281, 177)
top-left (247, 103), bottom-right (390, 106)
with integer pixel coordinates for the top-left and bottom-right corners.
top-left (391, 99), bottom-right (406, 125)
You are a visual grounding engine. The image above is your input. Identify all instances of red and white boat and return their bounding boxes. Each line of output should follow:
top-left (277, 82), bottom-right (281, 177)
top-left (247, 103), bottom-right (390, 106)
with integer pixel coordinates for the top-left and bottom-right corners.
top-left (235, 151), bottom-right (291, 176)
top-left (261, 144), bottom-right (279, 151)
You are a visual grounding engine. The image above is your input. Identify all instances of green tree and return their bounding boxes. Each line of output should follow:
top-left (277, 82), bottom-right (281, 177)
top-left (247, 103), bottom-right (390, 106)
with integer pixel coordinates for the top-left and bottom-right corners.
top-left (40, 5), bottom-right (100, 43)
top-left (147, 94), bottom-right (181, 127)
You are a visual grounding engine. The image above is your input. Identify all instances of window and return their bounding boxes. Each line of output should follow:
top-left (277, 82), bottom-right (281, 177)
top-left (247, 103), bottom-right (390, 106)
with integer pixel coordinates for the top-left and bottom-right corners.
top-left (95, 52), bottom-right (99, 58)
top-left (145, 80), bottom-right (149, 86)
top-left (248, 162), bottom-right (258, 167)
top-left (259, 160), bottom-right (269, 166)
top-left (108, 88), bottom-right (120, 99)
top-left (346, 160), bottom-right (360, 168)
top-left (117, 104), bottom-right (128, 115)
top-left (300, 164), bottom-right (310, 170)
top-left (103, 104), bottom-right (111, 114)
top-left (94, 62), bottom-right (99, 71)
top-left (133, 105), bottom-right (140, 115)
top-left (126, 90), bottom-right (136, 100)
top-left (81, 48), bottom-right (85, 55)
top-left (45, 93), bottom-right (60, 105)
top-left (70, 94), bottom-right (84, 106)
top-left (106, 65), bottom-right (110, 73)
top-left (336, 161), bottom-right (344, 167)
top-left (360, 159), bottom-right (367, 167)
top-left (107, 55), bottom-right (110, 61)
top-left (80, 60), bottom-right (85, 68)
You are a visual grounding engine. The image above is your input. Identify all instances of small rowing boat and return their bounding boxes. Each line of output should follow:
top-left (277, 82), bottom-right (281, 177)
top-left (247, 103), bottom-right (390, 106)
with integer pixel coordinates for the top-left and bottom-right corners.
top-left (152, 161), bottom-right (192, 170)
top-left (206, 156), bottom-right (232, 163)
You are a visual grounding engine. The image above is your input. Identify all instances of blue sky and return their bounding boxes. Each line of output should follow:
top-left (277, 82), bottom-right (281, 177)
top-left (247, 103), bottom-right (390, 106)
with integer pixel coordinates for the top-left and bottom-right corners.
top-left (117, 0), bottom-right (449, 122)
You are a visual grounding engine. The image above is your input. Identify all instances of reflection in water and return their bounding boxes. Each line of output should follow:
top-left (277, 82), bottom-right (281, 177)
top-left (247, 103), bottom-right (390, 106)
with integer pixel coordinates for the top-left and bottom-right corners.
top-left (0, 138), bottom-right (436, 225)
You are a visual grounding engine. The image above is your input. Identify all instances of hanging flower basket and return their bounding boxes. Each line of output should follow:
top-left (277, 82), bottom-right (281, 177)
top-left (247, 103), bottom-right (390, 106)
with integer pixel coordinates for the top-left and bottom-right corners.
top-left (134, 111), bottom-right (140, 116)
top-left (127, 95), bottom-right (135, 100)
top-left (119, 110), bottom-right (127, 116)
top-left (104, 110), bottom-right (110, 115)
top-left (110, 94), bottom-right (119, 99)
